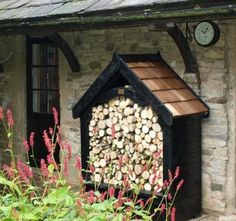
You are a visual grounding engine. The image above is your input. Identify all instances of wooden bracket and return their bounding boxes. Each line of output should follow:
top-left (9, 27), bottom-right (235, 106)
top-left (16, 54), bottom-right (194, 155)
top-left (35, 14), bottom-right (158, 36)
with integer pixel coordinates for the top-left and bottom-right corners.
top-left (167, 24), bottom-right (198, 73)
top-left (48, 33), bottom-right (80, 72)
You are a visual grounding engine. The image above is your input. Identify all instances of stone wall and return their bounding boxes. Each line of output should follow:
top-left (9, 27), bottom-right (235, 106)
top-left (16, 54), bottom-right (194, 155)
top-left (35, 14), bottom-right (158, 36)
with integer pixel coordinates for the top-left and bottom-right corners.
top-left (0, 35), bottom-right (26, 163)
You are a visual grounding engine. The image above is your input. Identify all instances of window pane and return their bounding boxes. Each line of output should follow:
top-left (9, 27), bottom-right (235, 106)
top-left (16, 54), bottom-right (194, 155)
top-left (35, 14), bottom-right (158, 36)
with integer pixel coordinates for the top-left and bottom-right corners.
top-left (47, 44), bottom-right (58, 65)
top-left (33, 91), bottom-right (47, 113)
top-left (48, 68), bottom-right (59, 90)
top-left (48, 91), bottom-right (60, 113)
top-left (32, 44), bottom-right (46, 65)
top-left (32, 68), bottom-right (47, 89)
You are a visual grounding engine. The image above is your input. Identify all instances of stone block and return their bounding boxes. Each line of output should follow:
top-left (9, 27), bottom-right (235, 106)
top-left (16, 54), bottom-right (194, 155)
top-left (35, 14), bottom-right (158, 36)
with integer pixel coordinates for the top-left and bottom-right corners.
top-left (211, 183), bottom-right (223, 191)
top-left (219, 215), bottom-right (236, 221)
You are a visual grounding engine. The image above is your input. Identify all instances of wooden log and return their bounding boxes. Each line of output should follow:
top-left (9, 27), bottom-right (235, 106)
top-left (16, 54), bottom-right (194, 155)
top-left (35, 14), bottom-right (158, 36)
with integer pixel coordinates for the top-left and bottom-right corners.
top-left (149, 130), bottom-right (157, 139)
top-left (144, 134), bottom-right (151, 143)
top-left (136, 122), bottom-right (142, 129)
top-left (90, 120), bottom-right (97, 127)
top-left (129, 171), bottom-right (136, 181)
top-left (93, 147), bottom-right (101, 154)
top-left (93, 161), bottom-right (100, 168)
top-left (99, 129), bottom-right (105, 137)
top-left (152, 116), bottom-right (158, 123)
top-left (98, 120), bottom-right (106, 129)
top-left (146, 120), bottom-right (152, 128)
top-left (100, 159), bottom-right (106, 167)
top-left (115, 171), bottom-right (122, 180)
top-left (142, 125), bottom-right (149, 134)
top-left (147, 108), bottom-right (154, 119)
top-left (141, 109), bottom-right (148, 119)
top-left (152, 123), bottom-right (161, 132)
top-left (144, 183), bottom-right (152, 191)
top-left (157, 132), bottom-right (163, 141)
top-left (121, 166), bottom-right (128, 174)
top-left (135, 128), bottom-right (141, 135)
top-left (142, 170), bottom-right (149, 180)
top-left (150, 144), bottom-right (157, 152)
top-left (149, 173), bottom-right (158, 185)
top-left (94, 174), bottom-right (101, 182)
top-left (134, 164), bottom-right (142, 175)
top-left (97, 105), bottom-right (103, 112)
top-left (135, 134), bottom-right (142, 143)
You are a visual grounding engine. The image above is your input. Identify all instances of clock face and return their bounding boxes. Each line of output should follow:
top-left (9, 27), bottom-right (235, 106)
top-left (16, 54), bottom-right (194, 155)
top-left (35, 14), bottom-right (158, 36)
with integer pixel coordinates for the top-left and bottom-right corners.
top-left (194, 21), bottom-right (220, 46)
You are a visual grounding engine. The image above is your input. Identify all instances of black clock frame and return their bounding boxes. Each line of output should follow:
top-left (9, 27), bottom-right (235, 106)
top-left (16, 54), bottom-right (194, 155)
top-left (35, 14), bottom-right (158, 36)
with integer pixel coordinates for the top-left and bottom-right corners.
top-left (194, 20), bottom-right (220, 47)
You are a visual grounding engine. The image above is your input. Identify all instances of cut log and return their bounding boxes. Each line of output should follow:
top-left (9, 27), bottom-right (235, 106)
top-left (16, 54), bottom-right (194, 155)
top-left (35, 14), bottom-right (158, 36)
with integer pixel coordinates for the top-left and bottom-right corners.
top-left (149, 173), bottom-right (158, 185)
top-left (98, 120), bottom-right (106, 129)
top-left (134, 164), bottom-right (142, 175)
top-left (142, 125), bottom-right (149, 134)
top-left (115, 171), bottom-right (122, 180)
top-left (94, 174), bottom-right (101, 182)
top-left (141, 109), bottom-right (148, 119)
top-left (150, 144), bottom-right (157, 152)
top-left (149, 130), bottom-right (157, 139)
top-left (144, 134), bottom-right (151, 143)
top-left (142, 171), bottom-right (149, 180)
top-left (152, 123), bottom-right (161, 132)
top-left (144, 183), bottom-right (152, 191)
top-left (157, 132), bottom-right (163, 141)
top-left (100, 159), bottom-right (106, 167)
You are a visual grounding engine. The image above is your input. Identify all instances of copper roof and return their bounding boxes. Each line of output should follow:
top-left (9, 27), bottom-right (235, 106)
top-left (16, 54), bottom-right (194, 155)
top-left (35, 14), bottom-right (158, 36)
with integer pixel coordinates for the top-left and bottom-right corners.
top-left (127, 61), bottom-right (209, 117)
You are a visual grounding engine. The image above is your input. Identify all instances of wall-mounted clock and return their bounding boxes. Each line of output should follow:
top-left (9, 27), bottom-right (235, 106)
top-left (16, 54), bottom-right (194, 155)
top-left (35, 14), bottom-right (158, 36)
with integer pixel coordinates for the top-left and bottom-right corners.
top-left (194, 21), bottom-right (220, 47)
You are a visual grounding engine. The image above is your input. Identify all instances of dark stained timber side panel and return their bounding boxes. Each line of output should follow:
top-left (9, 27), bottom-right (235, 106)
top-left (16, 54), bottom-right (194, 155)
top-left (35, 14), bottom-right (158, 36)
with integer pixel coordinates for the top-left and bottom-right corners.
top-left (172, 117), bottom-right (202, 220)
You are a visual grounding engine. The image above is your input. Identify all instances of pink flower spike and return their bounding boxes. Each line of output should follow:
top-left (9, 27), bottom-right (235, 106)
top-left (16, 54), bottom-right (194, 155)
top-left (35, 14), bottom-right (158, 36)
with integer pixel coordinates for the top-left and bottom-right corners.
top-left (3, 164), bottom-right (14, 178)
top-left (75, 156), bottom-right (82, 170)
top-left (66, 143), bottom-right (72, 160)
top-left (171, 207), bottom-right (176, 221)
top-left (168, 169), bottom-right (173, 182)
top-left (43, 130), bottom-right (52, 152)
top-left (40, 159), bottom-right (49, 178)
top-left (0, 107), bottom-right (4, 120)
top-left (177, 179), bottom-right (184, 191)
top-left (174, 166), bottom-right (180, 179)
top-left (52, 107), bottom-right (59, 125)
top-left (160, 203), bottom-right (165, 213)
top-left (29, 132), bottom-right (35, 147)
top-left (23, 139), bottom-right (29, 152)
top-left (7, 109), bottom-right (14, 127)
top-left (63, 157), bottom-right (68, 177)
top-left (108, 186), bottom-right (115, 198)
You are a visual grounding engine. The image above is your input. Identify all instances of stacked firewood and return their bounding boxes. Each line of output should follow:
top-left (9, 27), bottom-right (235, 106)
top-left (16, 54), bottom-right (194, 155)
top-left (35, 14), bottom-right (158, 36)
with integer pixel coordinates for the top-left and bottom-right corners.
top-left (88, 96), bottom-right (163, 192)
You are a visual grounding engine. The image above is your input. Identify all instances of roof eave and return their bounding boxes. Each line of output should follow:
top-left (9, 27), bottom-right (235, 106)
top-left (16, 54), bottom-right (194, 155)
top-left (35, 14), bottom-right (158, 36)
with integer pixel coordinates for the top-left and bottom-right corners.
top-left (0, 4), bottom-right (236, 34)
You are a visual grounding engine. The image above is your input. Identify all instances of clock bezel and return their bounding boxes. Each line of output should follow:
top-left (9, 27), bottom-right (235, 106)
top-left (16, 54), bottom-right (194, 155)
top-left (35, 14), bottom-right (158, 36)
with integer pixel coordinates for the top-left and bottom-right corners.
top-left (194, 20), bottom-right (220, 47)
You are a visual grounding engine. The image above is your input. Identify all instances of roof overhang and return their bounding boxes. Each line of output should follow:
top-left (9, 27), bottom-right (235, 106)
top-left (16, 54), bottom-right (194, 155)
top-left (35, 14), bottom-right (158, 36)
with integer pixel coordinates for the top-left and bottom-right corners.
top-left (0, 1), bottom-right (236, 35)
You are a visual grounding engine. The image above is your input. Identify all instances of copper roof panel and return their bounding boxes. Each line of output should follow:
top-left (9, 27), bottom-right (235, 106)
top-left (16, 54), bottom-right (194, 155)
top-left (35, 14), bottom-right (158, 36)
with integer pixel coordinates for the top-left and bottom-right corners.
top-left (165, 100), bottom-right (209, 117)
top-left (143, 78), bottom-right (186, 91)
top-left (127, 61), bottom-right (160, 68)
top-left (126, 59), bottom-right (209, 117)
top-left (131, 66), bottom-right (174, 79)
top-left (154, 89), bottom-right (197, 103)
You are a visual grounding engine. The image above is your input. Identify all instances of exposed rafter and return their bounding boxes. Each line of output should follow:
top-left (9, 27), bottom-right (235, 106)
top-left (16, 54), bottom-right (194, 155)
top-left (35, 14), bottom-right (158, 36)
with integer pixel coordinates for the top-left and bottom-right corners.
top-left (48, 33), bottom-right (80, 72)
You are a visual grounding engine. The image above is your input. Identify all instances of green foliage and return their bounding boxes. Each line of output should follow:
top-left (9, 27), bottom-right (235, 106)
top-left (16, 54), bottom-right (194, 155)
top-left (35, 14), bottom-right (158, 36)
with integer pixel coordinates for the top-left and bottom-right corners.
top-left (0, 107), bottom-right (183, 221)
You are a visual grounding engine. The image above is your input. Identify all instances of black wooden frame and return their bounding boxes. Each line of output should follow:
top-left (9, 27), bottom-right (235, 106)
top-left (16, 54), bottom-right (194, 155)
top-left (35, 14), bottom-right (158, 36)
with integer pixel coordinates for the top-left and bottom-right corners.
top-left (26, 37), bottom-right (60, 117)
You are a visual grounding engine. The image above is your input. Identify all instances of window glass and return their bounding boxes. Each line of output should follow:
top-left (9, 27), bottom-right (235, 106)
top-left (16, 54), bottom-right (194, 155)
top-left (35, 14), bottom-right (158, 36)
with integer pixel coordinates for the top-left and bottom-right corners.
top-left (32, 44), bottom-right (46, 65)
top-left (32, 68), bottom-right (47, 89)
top-left (48, 68), bottom-right (59, 90)
top-left (47, 44), bottom-right (58, 65)
top-left (48, 91), bottom-right (60, 112)
top-left (33, 91), bottom-right (47, 113)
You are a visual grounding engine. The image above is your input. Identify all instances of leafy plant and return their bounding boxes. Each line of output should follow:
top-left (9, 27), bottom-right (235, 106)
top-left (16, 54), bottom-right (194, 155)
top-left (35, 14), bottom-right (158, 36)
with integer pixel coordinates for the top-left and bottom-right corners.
top-left (0, 107), bottom-right (183, 221)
